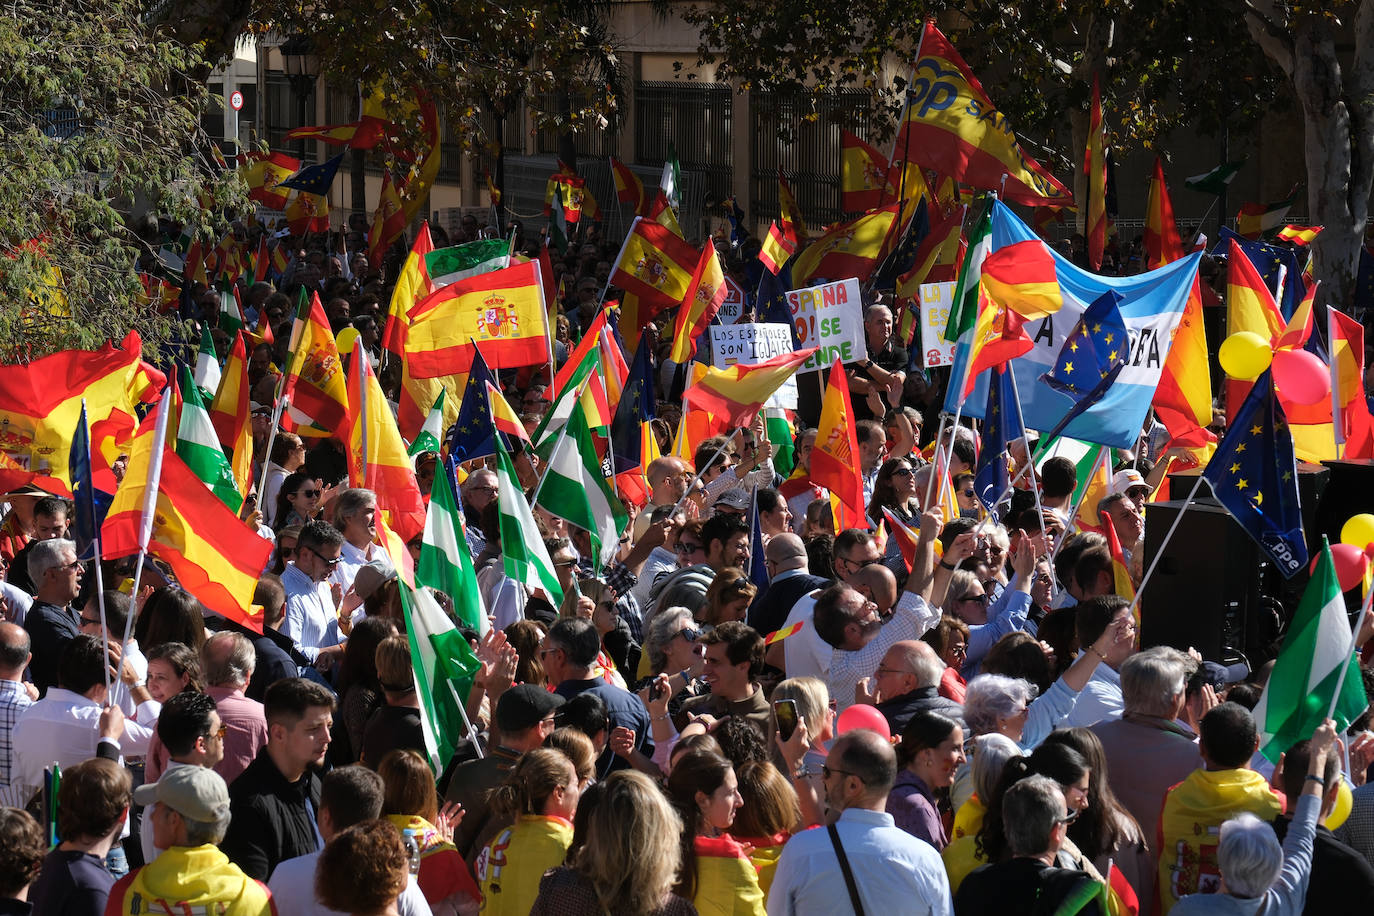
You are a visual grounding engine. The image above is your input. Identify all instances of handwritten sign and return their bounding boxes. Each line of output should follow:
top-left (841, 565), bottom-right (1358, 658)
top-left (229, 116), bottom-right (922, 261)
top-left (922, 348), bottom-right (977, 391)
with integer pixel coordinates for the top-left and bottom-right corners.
top-left (786, 277), bottom-right (865, 372)
top-left (919, 281), bottom-right (958, 368)
top-left (710, 323), bottom-right (797, 409)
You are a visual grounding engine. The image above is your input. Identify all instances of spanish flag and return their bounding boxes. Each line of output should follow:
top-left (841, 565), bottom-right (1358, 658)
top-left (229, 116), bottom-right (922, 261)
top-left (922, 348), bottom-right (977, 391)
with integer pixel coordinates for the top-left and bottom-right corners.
top-left (840, 130), bottom-right (892, 212)
top-left (237, 151), bottom-right (299, 210)
top-left (960, 286), bottom-right (1033, 399)
top-left (669, 243), bottom-right (728, 363)
top-left (284, 189), bottom-right (330, 235)
top-left (208, 332), bottom-right (253, 497)
top-left (284, 291), bottom-right (352, 436)
top-left (346, 343), bottom-right (427, 542)
top-left (1103, 510), bottom-right (1135, 609)
top-left (895, 204), bottom-right (965, 301)
top-left (610, 217), bottom-right (698, 305)
top-left (898, 22), bottom-right (1073, 208)
top-left (881, 507), bottom-right (921, 573)
top-left (1277, 225), bottom-right (1322, 246)
top-left (778, 173), bottom-right (808, 243)
top-left (102, 419), bottom-right (273, 632)
top-left (611, 156), bottom-right (646, 214)
top-left (1330, 307), bottom-right (1374, 457)
top-left (1083, 74), bottom-right (1108, 271)
top-left (1143, 158), bottom-right (1184, 269)
top-left (486, 382), bottom-right (531, 442)
top-left (683, 348), bottom-right (817, 430)
top-left (811, 360), bottom-right (868, 531)
top-left (405, 260), bottom-right (549, 377)
top-left (367, 171), bottom-right (407, 269)
top-left (758, 221), bottom-right (796, 275)
top-left (791, 204), bottom-right (903, 286)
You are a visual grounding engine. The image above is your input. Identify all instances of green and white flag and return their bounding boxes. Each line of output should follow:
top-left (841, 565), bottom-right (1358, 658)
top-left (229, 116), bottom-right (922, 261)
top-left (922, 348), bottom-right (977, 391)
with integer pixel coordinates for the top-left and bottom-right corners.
top-left (1184, 160), bottom-right (1246, 196)
top-left (495, 435), bottom-right (564, 605)
top-left (425, 239), bottom-right (510, 288)
top-left (400, 581), bottom-right (481, 772)
top-left (218, 281), bottom-right (245, 336)
top-left (194, 323), bottom-right (221, 396)
top-left (1253, 540), bottom-right (1368, 763)
top-left (408, 389), bottom-right (446, 457)
top-left (661, 143), bottom-right (681, 211)
top-left (417, 458), bottom-right (489, 635)
top-left (535, 398), bottom-right (627, 573)
top-left (944, 199), bottom-right (992, 346)
top-left (176, 367), bottom-right (242, 512)
top-left (530, 346), bottom-right (601, 461)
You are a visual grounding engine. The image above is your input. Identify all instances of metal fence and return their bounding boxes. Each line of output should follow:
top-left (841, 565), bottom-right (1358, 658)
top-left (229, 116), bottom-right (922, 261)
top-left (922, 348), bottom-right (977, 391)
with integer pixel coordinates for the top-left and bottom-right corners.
top-left (533, 91), bottom-right (620, 159)
top-left (634, 80), bottom-right (733, 226)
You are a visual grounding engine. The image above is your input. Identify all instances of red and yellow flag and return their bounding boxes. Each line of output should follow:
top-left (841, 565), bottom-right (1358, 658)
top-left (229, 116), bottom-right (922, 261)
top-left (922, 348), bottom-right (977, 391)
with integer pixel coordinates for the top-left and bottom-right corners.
top-left (346, 345), bottom-right (427, 542)
top-left (238, 151), bottom-right (299, 211)
top-left (1277, 225), bottom-right (1322, 246)
top-left (979, 239), bottom-right (1063, 320)
top-left (284, 291), bottom-right (352, 435)
top-left (1330, 307), bottom-right (1374, 457)
top-left (840, 130), bottom-right (892, 212)
top-left (1144, 158), bottom-right (1184, 269)
top-left (102, 431), bottom-right (272, 632)
top-left (1152, 276), bottom-right (1215, 449)
top-left (881, 507), bottom-right (920, 573)
top-left (682, 348), bottom-right (817, 430)
top-left (611, 218), bottom-right (698, 305)
top-left (209, 333), bottom-right (252, 497)
top-left (367, 172), bottom-right (407, 269)
top-left (611, 157), bottom-right (646, 214)
top-left (758, 221), bottom-right (797, 275)
top-left (669, 243), bottom-right (728, 363)
top-left (285, 190), bottom-right (330, 236)
top-left (961, 287), bottom-right (1033, 399)
top-left (778, 173), bottom-right (808, 244)
top-left (897, 21), bottom-right (1073, 208)
top-left (384, 222), bottom-right (433, 360)
top-left (1102, 508), bottom-right (1136, 608)
top-left (791, 204), bottom-right (903, 286)
top-left (405, 260), bottom-right (548, 377)
top-left (811, 359), bottom-right (868, 531)
top-left (486, 382), bottom-right (531, 442)
top-left (895, 204), bottom-right (965, 301)
top-left (1084, 74), bottom-right (1107, 271)
top-left (1072, 447), bottom-right (1111, 535)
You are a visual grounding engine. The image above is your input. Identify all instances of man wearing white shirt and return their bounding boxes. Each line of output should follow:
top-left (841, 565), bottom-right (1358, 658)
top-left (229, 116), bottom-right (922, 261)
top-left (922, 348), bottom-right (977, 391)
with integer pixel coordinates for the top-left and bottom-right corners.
top-left (1062, 595), bottom-right (1135, 728)
top-left (269, 765), bottom-right (432, 916)
top-left (13, 633), bottom-right (159, 803)
top-left (0, 622), bottom-right (35, 805)
top-left (281, 521), bottom-right (347, 670)
top-left (331, 488), bottom-right (382, 595)
top-left (77, 590), bottom-right (144, 717)
top-left (821, 570), bottom-right (941, 713)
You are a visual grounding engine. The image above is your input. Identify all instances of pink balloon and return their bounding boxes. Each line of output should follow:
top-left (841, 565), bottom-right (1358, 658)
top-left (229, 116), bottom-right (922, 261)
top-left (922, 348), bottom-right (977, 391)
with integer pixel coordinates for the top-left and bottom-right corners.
top-left (1271, 348), bottom-right (1331, 406)
top-left (835, 703), bottom-right (892, 740)
top-left (1311, 543), bottom-right (1370, 592)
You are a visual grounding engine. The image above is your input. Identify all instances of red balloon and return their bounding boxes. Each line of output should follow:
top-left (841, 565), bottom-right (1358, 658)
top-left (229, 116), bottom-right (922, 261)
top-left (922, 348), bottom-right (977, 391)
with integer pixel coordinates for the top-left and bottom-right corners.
top-left (835, 703), bottom-right (892, 740)
top-left (1311, 543), bottom-right (1371, 592)
top-left (1272, 348), bottom-right (1331, 406)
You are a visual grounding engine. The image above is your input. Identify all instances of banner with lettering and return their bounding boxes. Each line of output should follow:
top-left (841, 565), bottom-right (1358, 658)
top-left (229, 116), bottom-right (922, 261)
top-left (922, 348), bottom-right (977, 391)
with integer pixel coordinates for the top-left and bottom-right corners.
top-left (786, 278), bottom-right (865, 373)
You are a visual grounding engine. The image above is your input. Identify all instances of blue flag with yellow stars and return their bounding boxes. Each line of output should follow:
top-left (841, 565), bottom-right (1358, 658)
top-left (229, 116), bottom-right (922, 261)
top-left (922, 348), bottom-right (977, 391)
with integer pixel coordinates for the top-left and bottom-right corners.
top-left (609, 338), bottom-right (655, 475)
top-left (973, 366), bottom-right (1024, 515)
top-left (445, 347), bottom-right (500, 464)
top-left (1043, 289), bottom-right (1127, 398)
top-left (1201, 370), bottom-right (1307, 577)
top-left (274, 152), bottom-right (346, 196)
top-left (872, 198), bottom-right (930, 293)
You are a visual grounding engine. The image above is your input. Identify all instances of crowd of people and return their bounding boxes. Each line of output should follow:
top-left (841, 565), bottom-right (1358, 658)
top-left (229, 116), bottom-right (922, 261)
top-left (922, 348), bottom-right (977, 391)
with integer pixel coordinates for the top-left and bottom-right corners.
top-left (0, 204), bottom-right (1371, 916)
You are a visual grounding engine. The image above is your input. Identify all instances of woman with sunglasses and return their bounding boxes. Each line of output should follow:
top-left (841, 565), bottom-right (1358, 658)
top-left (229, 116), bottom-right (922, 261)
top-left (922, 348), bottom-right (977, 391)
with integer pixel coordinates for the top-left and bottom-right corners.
top-left (273, 471), bottom-right (325, 533)
top-left (868, 457), bottom-right (923, 580)
top-left (699, 567), bottom-right (757, 629)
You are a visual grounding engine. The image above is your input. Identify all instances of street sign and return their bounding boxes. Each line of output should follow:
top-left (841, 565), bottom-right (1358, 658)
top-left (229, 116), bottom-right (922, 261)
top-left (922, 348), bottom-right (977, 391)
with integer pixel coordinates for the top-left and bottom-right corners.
top-left (229, 90), bottom-right (244, 111)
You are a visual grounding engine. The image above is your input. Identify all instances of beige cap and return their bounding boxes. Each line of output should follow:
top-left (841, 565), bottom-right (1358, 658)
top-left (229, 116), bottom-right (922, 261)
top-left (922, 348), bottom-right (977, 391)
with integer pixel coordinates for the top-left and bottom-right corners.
top-left (133, 765), bottom-right (229, 822)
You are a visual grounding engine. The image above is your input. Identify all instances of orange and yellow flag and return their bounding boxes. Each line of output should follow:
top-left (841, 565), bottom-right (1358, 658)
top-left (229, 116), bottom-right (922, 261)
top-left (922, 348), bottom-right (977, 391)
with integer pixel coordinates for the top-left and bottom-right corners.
top-left (346, 343), bottom-right (427, 542)
top-left (810, 359), bottom-right (868, 531)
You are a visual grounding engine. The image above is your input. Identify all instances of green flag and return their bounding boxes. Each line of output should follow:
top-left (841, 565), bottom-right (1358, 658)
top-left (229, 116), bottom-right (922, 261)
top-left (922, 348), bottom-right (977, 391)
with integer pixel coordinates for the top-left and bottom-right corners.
top-left (534, 398), bottom-right (627, 573)
top-left (417, 458), bottom-right (488, 633)
top-left (218, 280), bottom-right (244, 336)
top-left (425, 239), bottom-right (510, 287)
top-left (495, 435), bottom-right (564, 605)
top-left (408, 389), bottom-right (446, 457)
top-left (1184, 160), bottom-right (1246, 196)
top-left (944, 199), bottom-right (992, 345)
top-left (661, 144), bottom-right (681, 211)
top-left (176, 367), bottom-right (243, 512)
top-left (530, 345), bottom-right (601, 461)
top-left (1253, 540), bottom-right (1368, 763)
top-left (399, 581), bottom-right (481, 771)
top-left (194, 323), bottom-right (221, 395)
top-left (764, 410), bottom-right (795, 477)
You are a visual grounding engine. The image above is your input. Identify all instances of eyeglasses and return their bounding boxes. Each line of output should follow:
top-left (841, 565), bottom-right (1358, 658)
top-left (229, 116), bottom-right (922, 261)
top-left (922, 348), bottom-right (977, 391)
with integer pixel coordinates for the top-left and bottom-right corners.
top-left (307, 546), bottom-right (342, 567)
top-left (957, 593), bottom-right (990, 606)
top-left (838, 555), bottom-right (881, 572)
top-left (962, 488), bottom-right (976, 497)
top-left (822, 765), bottom-right (863, 784)
top-left (298, 489), bottom-right (321, 499)
top-left (1056, 807), bottom-right (1082, 825)
top-left (206, 725), bottom-right (228, 740)
top-left (539, 646), bottom-right (564, 659)
top-left (676, 542), bottom-right (703, 554)
top-left (470, 485), bottom-right (498, 495)
top-left (891, 467), bottom-right (915, 478)
top-left (947, 644), bottom-right (968, 657)
top-left (675, 626), bottom-right (701, 643)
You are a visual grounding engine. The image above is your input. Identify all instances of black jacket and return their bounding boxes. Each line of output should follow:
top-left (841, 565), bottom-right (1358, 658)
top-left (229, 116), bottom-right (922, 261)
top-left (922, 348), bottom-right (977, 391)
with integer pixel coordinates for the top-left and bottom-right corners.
top-left (1273, 813), bottom-right (1374, 915)
top-left (956, 858), bottom-right (1105, 916)
top-left (221, 748), bottom-right (323, 881)
top-left (876, 685), bottom-right (966, 736)
top-left (24, 601), bottom-right (79, 696)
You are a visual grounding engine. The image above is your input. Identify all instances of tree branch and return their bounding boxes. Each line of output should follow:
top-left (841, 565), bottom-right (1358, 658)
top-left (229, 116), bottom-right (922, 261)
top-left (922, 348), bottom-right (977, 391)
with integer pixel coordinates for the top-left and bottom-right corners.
top-left (1243, 0), bottom-right (1295, 75)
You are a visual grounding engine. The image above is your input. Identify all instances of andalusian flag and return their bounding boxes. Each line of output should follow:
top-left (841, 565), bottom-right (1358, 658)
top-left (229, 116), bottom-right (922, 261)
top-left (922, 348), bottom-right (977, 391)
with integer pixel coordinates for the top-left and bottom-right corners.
top-left (194, 323), bottom-right (221, 396)
top-left (535, 397), bottom-right (628, 573)
top-left (426, 239), bottom-right (510, 287)
top-left (175, 368), bottom-right (242, 512)
top-left (405, 260), bottom-right (548, 377)
top-left (1253, 541), bottom-right (1368, 762)
top-left (944, 202), bottom-right (992, 345)
top-left (417, 457), bottom-right (488, 633)
top-left (408, 389), bottom-right (446, 457)
top-left (208, 333), bottom-right (253, 497)
top-left (495, 436), bottom-right (564, 605)
top-left (400, 581), bottom-right (481, 771)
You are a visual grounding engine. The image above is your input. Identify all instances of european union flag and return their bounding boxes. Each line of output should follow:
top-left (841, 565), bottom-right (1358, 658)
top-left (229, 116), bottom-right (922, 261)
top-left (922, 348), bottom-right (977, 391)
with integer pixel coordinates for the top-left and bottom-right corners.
top-left (972, 366), bottom-right (1023, 516)
top-left (609, 339), bottom-right (655, 475)
top-left (756, 255), bottom-right (800, 348)
top-left (274, 153), bottom-right (346, 196)
top-left (1201, 371), bottom-right (1308, 578)
top-left (446, 347), bottom-right (499, 464)
top-left (871, 198), bottom-right (929, 292)
top-left (1215, 228), bottom-right (1304, 320)
top-left (748, 490), bottom-right (769, 591)
top-left (69, 401), bottom-right (112, 561)
top-left (1043, 290), bottom-right (1127, 399)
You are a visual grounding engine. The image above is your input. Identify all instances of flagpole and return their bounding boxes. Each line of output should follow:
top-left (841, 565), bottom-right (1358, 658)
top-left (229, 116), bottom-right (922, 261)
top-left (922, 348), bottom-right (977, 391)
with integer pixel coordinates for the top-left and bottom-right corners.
top-left (449, 680), bottom-right (485, 760)
top-left (1127, 473), bottom-right (1207, 622)
top-left (355, 339), bottom-right (368, 488)
top-left (597, 216), bottom-right (640, 310)
top-left (1047, 445), bottom-right (1109, 571)
top-left (257, 382), bottom-right (289, 504)
top-left (1325, 583), bottom-right (1372, 722)
top-left (119, 391), bottom-right (172, 668)
top-left (1006, 369), bottom-right (1053, 593)
top-left (923, 412), bottom-right (952, 509)
top-left (80, 399), bottom-right (113, 700)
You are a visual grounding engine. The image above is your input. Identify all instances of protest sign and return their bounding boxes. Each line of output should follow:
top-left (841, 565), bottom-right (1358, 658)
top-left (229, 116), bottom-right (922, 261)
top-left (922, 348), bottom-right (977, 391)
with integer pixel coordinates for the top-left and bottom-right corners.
top-left (919, 281), bottom-right (958, 368)
top-left (786, 278), bottom-right (865, 372)
top-left (710, 322), bottom-right (797, 409)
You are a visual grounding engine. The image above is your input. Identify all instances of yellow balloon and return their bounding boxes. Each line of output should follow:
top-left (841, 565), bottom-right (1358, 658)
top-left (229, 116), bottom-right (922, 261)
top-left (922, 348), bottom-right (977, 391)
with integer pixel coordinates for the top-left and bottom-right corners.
top-left (1341, 513), bottom-right (1374, 550)
top-left (1324, 775), bottom-right (1353, 830)
top-left (1219, 331), bottom-right (1273, 381)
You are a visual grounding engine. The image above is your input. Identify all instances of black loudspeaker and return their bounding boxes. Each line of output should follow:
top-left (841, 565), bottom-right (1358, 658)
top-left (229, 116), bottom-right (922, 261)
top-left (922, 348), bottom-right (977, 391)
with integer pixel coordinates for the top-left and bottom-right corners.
top-left (1140, 499), bottom-right (1275, 665)
top-left (1316, 460), bottom-right (1374, 545)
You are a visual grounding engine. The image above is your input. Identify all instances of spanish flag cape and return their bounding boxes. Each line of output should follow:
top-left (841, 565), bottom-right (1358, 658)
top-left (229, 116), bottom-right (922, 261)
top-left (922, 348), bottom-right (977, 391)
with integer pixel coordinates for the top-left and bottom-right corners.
top-left (730, 831), bottom-right (791, 896)
top-left (693, 834), bottom-right (766, 916)
top-left (386, 814), bottom-right (480, 906)
top-left (105, 844), bottom-right (275, 916)
top-left (1154, 768), bottom-right (1281, 915)
top-left (478, 814), bottom-right (574, 916)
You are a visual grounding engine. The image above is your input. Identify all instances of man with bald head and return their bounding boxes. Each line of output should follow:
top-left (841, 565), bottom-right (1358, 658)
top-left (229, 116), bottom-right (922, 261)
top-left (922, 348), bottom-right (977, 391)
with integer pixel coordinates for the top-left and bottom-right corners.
top-left (0, 622), bottom-right (35, 791)
top-left (748, 534), bottom-right (828, 638)
top-left (768, 728), bottom-right (952, 916)
top-left (633, 457), bottom-right (692, 540)
top-left (862, 640), bottom-right (965, 734)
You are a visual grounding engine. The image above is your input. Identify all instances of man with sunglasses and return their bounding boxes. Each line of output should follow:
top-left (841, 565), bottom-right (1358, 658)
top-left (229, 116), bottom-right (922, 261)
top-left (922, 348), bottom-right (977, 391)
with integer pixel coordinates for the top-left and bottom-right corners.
top-left (23, 537), bottom-right (85, 695)
top-left (280, 521), bottom-right (347, 671)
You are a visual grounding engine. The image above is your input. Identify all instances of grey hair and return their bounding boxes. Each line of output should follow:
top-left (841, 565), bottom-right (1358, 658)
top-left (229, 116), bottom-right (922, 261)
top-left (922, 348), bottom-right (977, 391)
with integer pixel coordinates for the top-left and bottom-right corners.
top-left (182, 809), bottom-right (232, 847)
top-left (971, 733), bottom-right (1023, 803)
top-left (1003, 775), bottom-right (1065, 858)
top-left (1120, 646), bottom-right (1189, 717)
top-left (1217, 812), bottom-right (1284, 897)
top-left (645, 606), bottom-right (693, 674)
top-left (1096, 492), bottom-right (1132, 520)
top-left (890, 641), bottom-right (944, 689)
top-left (201, 631), bottom-right (256, 688)
top-left (28, 537), bottom-right (76, 585)
top-left (332, 488), bottom-right (377, 528)
top-left (963, 674), bottom-right (1036, 738)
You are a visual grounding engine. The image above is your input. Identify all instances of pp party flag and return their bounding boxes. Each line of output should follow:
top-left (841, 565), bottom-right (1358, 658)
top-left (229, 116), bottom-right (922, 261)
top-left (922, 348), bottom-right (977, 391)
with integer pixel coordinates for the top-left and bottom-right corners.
top-left (102, 426), bottom-right (272, 632)
top-left (972, 366), bottom-right (1023, 516)
top-left (399, 580), bottom-right (482, 771)
top-left (284, 189), bottom-right (330, 235)
top-left (175, 367), bottom-right (242, 512)
top-left (1236, 188), bottom-right (1300, 239)
top-left (669, 242), bottom-right (728, 362)
top-left (284, 290), bottom-right (351, 435)
top-left (979, 238), bottom-right (1064, 321)
top-left (238, 151), bottom-right (299, 210)
top-left (1145, 160), bottom-right (1185, 266)
top-left (208, 333), bottom-right (252, 496)
top-left (810, 359), bottom-right (868, 531)
top-left (1184, 160), bottom-right (1245, 196)
top-left (367, 172), bottom-right (407, 268)
top-left (960, 286), bottom-right (1033, 400)
top-left (683, 348), bottom-right (818, 430)
top-left (1201, 371), bottom-right (1308, 578)
top-left (611, 156), bottom-right (646, 213)
top-left (778, 172), bottom-right (808, 243)
top-left (897, 21), bottom-right (1073, 208)
top-left (1083, 74), bottom-right (1108, 271)
top-left (1253, 540), bottom-right (1367, 763)
top-left (405, 260), bottom-right (548, 377)
top-left (759, 221), bottom-right (797, 275)
top-left (534, 396), bottom-right (628, 573)
top-left (840, 130), bottom-right (893, 212)
top-left (494, 434), bottom-right (564, 605)
top-left (275, 152), bottom-right (346, 196)
top-left (485, 382), bottom-right (530, 443)
top-left (408, 389), bottom-right (446, 457)
top-left (943, 201), bottom-right (1200, 449)
top-left (69, 403), bottom-right (112, 562)
top-left (1277, 225), bottom-right (1323, 246)
top-left (346, 343), bottom-right (427, 543)
top-left (426, 238), bottom-right (510, 288)
top-left (446, 347), bottom-right (501, 464)
top-left (383, 223), bottom-right (434, 359)
top-left (193, 322), bottom-right (221, 395)
top-left (881, 507), bottom-right (921, 574)
top-left (790, 204), bottom-right (903, 286)
top-left (418, 457), bottom-right (488, 633)
top-left (611, 217), bottom-right (698, 305)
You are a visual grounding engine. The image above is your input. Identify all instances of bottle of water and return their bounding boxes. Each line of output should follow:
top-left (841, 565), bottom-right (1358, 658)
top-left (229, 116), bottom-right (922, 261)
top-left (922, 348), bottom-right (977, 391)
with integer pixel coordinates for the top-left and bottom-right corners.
top-left (402, 828), bottom-right (421, 875)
